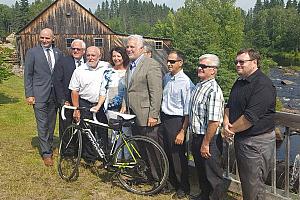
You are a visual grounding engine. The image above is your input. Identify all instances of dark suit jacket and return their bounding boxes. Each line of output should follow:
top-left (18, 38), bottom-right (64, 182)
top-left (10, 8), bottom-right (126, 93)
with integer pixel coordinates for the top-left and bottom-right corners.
top-left (124, 56), bottom-right (163, 126)
top-left (53, 55), bottom-right (78, 105)
top-left (24, 45), bottom-right (62, 103)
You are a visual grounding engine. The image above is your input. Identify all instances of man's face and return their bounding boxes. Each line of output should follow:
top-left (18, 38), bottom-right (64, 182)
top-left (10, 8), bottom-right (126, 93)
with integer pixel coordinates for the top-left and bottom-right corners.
top-left (235, 53), bottom-right (257, 78)
top-left (126, 39), bottom-right (144, 61)
top-left (197, 58), bottom-right (216, 81)
top-left (86, 47), bottom-right (100, 68)
top-left (167, 53), bottom-right (182, 76)
top-left (39, 29), bottom-right (54, 48)
top-left (71, 42), bottom-right (85, 60)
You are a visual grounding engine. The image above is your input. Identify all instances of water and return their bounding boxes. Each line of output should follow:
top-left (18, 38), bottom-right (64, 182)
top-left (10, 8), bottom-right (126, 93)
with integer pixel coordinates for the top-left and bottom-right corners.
top-left (269, 68), bottom-right (300, 110)
top-left (269, 68), bottom-right (300, 163)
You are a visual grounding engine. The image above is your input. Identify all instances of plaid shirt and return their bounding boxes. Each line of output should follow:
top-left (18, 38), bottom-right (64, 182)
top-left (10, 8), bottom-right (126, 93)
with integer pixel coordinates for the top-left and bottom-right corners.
top-left (189, 79), bottom-right (224, 135)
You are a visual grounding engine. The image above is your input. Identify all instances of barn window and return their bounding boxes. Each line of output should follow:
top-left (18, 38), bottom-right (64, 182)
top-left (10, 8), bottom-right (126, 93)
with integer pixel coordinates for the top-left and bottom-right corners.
top-left (94, 38), bottom-right (104, 47)
top-left (66, 38), bottom-right (75, 48)
top-left (155, 41), bottom-right (163, 50)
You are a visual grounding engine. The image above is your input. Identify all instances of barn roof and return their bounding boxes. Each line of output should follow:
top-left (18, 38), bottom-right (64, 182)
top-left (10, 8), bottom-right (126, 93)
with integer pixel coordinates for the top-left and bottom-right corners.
top-left (16, 0), bottom-right (171, 41)
top-left (16, 0), bottom-right (115, 35)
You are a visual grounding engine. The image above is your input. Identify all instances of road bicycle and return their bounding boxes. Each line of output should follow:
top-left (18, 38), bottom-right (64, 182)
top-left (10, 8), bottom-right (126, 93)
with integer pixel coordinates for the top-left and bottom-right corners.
top-left (57, 105), bottom-right (169, 195)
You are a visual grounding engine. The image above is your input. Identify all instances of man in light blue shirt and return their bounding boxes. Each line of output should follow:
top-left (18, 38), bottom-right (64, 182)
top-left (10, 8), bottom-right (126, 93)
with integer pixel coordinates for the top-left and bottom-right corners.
top-left (159, 50), bottom-right (194, 199)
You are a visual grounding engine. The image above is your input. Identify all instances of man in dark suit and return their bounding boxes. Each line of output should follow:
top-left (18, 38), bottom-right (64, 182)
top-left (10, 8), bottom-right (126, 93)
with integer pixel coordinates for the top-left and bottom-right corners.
top-left (53, 39), bottom-right (86, 137)
top-left (24, 28), bottom-right (62, 167)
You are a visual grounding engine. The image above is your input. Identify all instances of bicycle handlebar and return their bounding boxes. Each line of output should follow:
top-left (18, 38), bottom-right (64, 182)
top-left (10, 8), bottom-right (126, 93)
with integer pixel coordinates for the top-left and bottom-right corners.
top-left (61, 105), bottom-right (100, 123)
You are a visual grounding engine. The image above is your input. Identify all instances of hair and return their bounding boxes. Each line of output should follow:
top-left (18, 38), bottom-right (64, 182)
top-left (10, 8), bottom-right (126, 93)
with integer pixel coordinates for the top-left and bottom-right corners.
top-left (110, 46), bottom-right (130, 66)
top-left (199, 54), bottom-right (220, 67)
top-left (127, 34), bottom-right (144, 48)
top-left (237, 48), bottom-right (261, 67)
top-left (71, 39), bottom-right (86, 49)
top-left (169, 50), bottom-right (185, 62)
top-left (144, 45), bottom-right (153, 53)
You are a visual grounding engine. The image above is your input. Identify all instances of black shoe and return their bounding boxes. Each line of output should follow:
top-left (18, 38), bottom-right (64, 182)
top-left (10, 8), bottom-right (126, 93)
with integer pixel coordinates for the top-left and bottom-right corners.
top-left (160, 185), bottom-right (176, 195)
top-left (189, 193), bottom-right (209, 200)
top-left (172, 189), bottom-right (189, 199)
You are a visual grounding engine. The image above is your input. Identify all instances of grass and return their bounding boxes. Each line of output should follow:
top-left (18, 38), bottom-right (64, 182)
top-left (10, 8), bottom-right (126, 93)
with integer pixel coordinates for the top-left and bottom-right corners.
top-left (0, 75), bottom-right (238, 199)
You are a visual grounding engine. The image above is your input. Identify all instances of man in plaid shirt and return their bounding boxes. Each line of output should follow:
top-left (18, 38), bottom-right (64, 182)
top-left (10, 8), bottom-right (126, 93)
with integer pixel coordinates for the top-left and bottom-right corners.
top-left (189, 54), bottom-right (225, 200)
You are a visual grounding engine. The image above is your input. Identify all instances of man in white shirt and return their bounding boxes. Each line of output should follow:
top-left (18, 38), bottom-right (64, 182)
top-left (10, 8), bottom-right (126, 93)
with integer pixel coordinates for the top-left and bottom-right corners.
top-left (69, 46), bottom-right (111, 164)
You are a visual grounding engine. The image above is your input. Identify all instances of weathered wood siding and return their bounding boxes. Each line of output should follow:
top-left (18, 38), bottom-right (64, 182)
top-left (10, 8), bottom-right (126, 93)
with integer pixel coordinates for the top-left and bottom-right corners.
top-left (16, 0), bottom-right (172, 66)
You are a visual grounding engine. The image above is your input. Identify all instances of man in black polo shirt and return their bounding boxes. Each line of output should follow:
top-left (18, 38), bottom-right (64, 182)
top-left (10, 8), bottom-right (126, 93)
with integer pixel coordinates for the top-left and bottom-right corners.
top-left (223, 48), bottom-right (276, 200)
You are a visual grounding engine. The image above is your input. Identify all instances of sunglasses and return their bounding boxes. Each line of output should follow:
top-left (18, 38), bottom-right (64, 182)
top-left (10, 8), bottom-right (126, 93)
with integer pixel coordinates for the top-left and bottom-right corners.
top-left (198, 64), bottom-right (216, 69)
top-left (234, 59), bottom-right (253, 65)
top-left (167, 60), bottom-right (181, 64)
top-left (71, 47), bottom-right (83, 51)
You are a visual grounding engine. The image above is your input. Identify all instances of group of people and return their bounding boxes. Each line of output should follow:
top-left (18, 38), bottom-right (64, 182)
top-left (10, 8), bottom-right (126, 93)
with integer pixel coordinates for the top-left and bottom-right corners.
top-left (24, 27), bottom-right (276, 200)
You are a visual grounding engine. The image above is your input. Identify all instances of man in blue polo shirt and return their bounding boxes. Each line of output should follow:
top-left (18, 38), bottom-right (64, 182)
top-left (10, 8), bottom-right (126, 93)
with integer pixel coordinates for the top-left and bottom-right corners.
top-left (159, 50), bottom-right (194, 199)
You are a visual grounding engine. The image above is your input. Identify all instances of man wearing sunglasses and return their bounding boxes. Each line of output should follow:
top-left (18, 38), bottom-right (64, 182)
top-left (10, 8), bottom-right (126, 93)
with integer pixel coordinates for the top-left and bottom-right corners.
top-left (223, 48), bottom-right (276, 200)
top-left (189, 54), bottom-right (225, 200)
top-left (159, 50), bottom-right (194, 199)
top-left (53, 39), bottom-right (86, 137)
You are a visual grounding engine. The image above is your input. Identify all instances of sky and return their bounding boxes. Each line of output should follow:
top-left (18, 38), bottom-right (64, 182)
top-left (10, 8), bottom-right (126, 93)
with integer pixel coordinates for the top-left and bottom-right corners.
top-left (0, 0), bottom-right (258, 11)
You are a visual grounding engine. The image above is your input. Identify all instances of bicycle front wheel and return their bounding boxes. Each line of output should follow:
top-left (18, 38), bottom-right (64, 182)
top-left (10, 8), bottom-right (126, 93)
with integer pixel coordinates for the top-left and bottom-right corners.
top-left (114, 135), bottom-right (169, 195)
top-left (58, 124), bottom-right (82, 181)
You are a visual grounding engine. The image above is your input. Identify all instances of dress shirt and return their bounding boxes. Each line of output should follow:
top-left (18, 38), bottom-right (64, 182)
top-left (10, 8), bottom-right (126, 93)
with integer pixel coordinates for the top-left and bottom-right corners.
top-left (74, 58), bottom-right (84, 68)
top-left (161, 70), bottom-right (194, 116)
top-left (189, 78), bottom-right (224, 135)
top-left (69, 61), bottom-right (111, 103)
top-left (42, 46), bottom-right (55, 70)
top-left (226, 69), bottom-right (276, 137)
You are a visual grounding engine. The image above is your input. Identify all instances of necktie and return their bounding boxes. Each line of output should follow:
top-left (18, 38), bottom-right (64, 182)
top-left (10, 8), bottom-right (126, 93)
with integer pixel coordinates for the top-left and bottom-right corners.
top-left (130, 62), bottom-right (136, 70)
top-left (46, 49), bottom-right (53, 72)
top-left (77, 60), bottom-right (81, 67)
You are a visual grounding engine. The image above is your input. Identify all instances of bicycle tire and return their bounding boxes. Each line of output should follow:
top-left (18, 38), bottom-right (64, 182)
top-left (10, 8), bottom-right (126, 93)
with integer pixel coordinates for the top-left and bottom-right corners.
top-left (114, 135), bottom-right (169, 195)
top-left (58, 124), bottom-right (82, 181)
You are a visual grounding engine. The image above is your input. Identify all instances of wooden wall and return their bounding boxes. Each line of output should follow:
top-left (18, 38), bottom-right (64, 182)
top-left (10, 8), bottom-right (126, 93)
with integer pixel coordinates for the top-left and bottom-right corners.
top-left (16, 0), bottom-right (172, 66)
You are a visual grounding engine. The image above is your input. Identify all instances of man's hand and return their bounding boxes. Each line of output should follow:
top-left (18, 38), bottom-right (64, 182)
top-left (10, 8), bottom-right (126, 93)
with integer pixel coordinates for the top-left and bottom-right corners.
top-left (200, 142), bottom-right (211, 159)
top-left (73, 110), bottom-right (80, 122)
top-left (26, 97), bottom-right (35, 105)
top-left (64, 101), bottom-right (71, 106)
top-left (147, 117), bottom-right (158, 127)
top-left (175, 129), bottom-right (185, 145)
top-left (222, 122), bottom-right (235, 142)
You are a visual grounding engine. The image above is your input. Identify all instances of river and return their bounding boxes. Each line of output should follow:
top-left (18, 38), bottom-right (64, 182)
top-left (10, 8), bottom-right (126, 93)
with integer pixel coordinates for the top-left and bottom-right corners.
top-left (269, 68), bottom-right (300, 162)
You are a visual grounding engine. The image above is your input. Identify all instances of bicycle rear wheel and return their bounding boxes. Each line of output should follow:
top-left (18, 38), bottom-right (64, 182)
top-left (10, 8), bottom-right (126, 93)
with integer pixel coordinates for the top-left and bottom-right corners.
top-left (114, 135), bottom-right (169, 195)
top-left (58, 124), bottom-right (82, 181)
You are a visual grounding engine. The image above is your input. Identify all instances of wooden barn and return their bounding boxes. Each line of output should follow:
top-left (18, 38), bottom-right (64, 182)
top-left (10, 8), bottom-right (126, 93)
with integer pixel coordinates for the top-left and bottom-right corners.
top-left (16, 0), bottom-right (172, 66)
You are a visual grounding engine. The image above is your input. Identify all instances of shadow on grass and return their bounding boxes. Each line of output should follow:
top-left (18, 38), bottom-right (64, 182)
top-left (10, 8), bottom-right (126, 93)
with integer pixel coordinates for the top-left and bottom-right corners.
top-left (31, 136), bottom-right (60, 156)
top-left (0, 92), bottom-right (19, 104)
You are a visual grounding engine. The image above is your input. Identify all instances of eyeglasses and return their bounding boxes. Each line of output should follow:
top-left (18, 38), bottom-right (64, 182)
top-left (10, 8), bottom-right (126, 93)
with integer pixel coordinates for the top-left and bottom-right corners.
top-left (234, 59), bottom-right (254, 65)
top-left (198, 64), bottom-right (216, 69)
top-left (167, 60), bottom-right (181, 64)
top-left (71, 47), bottom-right (83, 51)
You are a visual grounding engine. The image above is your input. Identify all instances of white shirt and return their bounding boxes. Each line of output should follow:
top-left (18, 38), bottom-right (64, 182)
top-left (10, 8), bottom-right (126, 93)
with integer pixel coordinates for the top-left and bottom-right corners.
top-left (69, 61), bottom-right (111, 103)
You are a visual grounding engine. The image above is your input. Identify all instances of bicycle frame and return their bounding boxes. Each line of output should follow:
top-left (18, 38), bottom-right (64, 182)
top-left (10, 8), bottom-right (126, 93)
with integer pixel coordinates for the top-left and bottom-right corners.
top-left (62, 105), bottom-right (140, 168)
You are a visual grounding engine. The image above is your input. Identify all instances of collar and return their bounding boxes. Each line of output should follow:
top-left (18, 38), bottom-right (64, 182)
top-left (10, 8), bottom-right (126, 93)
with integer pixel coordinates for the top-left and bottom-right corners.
top-left (131, 54), bottom-right (144, 66)
top-left (42, 46), bottom-right (53, 51)
top-left (170, 69), bottom-right (184, 80)
top-left (239, 68), bottom-right (260, 83)
top-left (199, 78), bottom-right (215, 86)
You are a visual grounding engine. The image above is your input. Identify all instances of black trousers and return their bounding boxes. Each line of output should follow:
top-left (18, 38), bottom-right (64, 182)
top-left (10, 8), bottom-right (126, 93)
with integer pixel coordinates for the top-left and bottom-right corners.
top-left (191, 134), bottom-right (225, 200)
top-left (131, 122), bottom-right (164, 181)
top-left (158, 113), bottom-right (190, 193)
top-left (235, 131), bottom-right (275, 200)
top-left (79, 98), bottom-right (108, 162)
